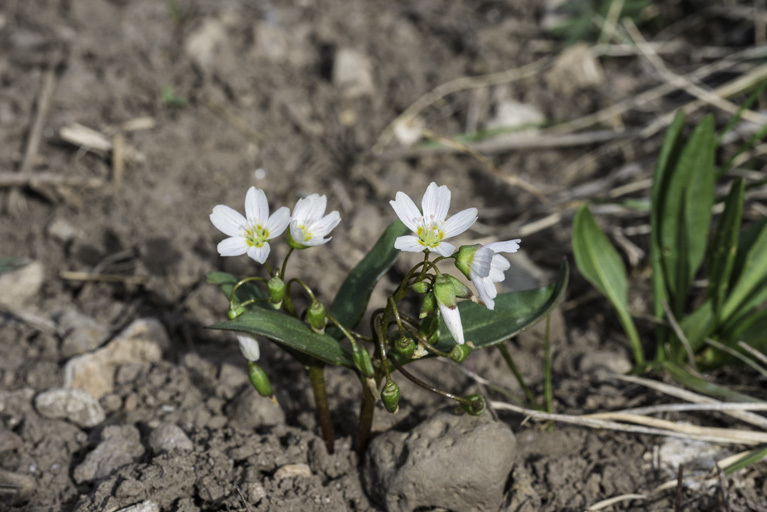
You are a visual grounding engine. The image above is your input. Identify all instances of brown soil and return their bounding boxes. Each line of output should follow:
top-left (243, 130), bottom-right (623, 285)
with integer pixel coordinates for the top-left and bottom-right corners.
top-left (1, 1), bottom-right (766, 511)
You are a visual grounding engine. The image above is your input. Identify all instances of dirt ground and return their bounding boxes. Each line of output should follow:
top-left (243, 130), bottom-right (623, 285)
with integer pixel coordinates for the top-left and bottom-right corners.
top-left (1, 1), bottom-right (766, 511)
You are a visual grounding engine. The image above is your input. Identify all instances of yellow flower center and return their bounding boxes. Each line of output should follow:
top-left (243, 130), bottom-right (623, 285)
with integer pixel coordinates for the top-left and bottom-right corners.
top-left (245, 224), bottom-right (270, 248)
top-left (416, 224), bottom-right (444, 248)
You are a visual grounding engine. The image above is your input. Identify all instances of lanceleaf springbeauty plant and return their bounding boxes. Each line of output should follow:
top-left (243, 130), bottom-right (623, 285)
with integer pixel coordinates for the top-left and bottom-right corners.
top-left (207, 183), bottom-right (568, 454)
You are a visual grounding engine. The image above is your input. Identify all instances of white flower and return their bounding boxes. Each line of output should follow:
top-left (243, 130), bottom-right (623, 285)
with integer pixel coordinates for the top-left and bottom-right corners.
top-left (390, 182), bottom-right (477, 257)
top-left (469, 240), bottom-right (521, 310)
top-left (438, 302), bottom-right (464, 345)
top-left (288, 194), bottom-right (341, 248)
top-left (210, 187), bottom-right (291, 264)
top-left (237, 334), bottom-right (260, 362)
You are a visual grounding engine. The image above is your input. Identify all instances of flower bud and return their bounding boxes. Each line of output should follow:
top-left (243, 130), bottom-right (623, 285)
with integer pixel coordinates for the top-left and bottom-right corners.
top-left (410, 280), bottom-right (430, 294)
top-left (433, 274), bottom-right (471, 309)
top-left (353, 346), bottom-right (375, 378)
top-left (237, 334), bottom-right (260, 362)
top-left (449, 343), bottom-right (471, 363)
top-left (307, 301), bottom-right (326, 334)
top-left (227, 303), bottom-right (246, 320)
top-left (381, 379), bottom-right (400, 414)
top-left (419, 293), bottom-right (436, 319)
top-left (418, 314), bottom-right (440, 344)
top-left (394, 337), bottom-right (416, 359)
top-left (454, 244), bottom-right (481, 280)
top-left (267, 276), bottom-right (286, 309)
top-left (461, 394), bottom-right (486, 416)
top-left (248, 361), bottom-right (273, 397)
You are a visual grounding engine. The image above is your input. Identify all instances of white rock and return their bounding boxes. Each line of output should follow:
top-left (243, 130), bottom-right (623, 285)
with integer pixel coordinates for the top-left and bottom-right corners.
top-left (332, 48), bottom-right (374, 99)
top-left (34, 388), bottom-right (105, 428)
top-left (0, 261), bottom-right (44, 308)
top-left (185, 18), bottom-right (227, 72)
top-left (149, 423), bottom-right (193, 454)
top-left (116, 502), bottom-right (160, 512)
top-left (274, 463), bottom-right (312, 480)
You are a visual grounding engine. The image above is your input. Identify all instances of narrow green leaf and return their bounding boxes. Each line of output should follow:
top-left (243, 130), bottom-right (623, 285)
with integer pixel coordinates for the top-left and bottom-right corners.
top-left (707, 179), bottom-right (745, 320)
top-left (679, 299), bottom-right (714, 354)
top-left (659, 115), bottom-right (715, 307)
top-left (730, 217), bottom-right (767, 288)
top-left (329, 220), bottom-right (410, 336)
top-left (723, 445), bottom-right (767, 475)
top-left (722, 218), bottom-right (767, 322)
top-left (210, 308), bottom-right (355, 368)
top-left (663, 361), bottom-right (763, 403)
top-left (650, 112), bottom-right (686, 351)
top-left (715, 79), bottom-right (767, 147)
top-left (431, 259), bottom-right (569, 353)
top-left (725, 309), bottom-right (767, 348)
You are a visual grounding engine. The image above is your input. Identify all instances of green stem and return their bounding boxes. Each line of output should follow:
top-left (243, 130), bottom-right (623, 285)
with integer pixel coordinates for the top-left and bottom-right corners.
top-left (279, 248), bottom-right (294, 280)
top-left (356, 375), bottom-right (378, 456)
top-left (307, 364), bottom-right (334, 454)
top-left (543, 315), bottom-right (553, 414)
top-left (498, 342), bottom-right (542, 411)
top-left (229, 276), bottom-right (268, 304)
top-left (387, 354), bottom-right (475, 408)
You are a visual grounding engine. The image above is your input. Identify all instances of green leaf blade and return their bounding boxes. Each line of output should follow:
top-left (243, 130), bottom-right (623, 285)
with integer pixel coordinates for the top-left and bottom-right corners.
top-left (707, 179), bottom-right (745, 319)
top-left (722, 218), bottom-right (767, 322)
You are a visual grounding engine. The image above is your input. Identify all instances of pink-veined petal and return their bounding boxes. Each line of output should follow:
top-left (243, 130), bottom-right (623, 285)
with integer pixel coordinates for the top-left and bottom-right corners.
top-left (389, 192), bottom-right (421, 232)
top-left (217, 237), bottom-right (248, 257)
top-left (438, 302), bottom-right (465, 345)
top-left (394, 235), bottom-right (425, 253)
top-left (442, 207), bottom-right (477, 238)
top-left (247, 243), bottom-right (270, 264)
top-left (265, 206), bottom-right (291, 238)
top-left (486, 239), bottom-right (521, 254)
top-left (245, 187), bottom-right (269, 224)
top-left (431, 241), bottom-right (456, 257)
top-left (469, 247), bottom-right (493, 279)
top-left (210, 205), bottom-right (247, 237)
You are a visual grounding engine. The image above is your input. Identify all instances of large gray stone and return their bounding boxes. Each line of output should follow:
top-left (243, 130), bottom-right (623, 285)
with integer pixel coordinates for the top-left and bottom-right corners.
top-left (34, 388), bottom-right (105, 428)
top-left (149, 423), bottom-right (193, 455)
top-left (364, 409), bottom-right (517, 512)
top-left (73, 425), bottom-right (145, 483)
top-left (225, 388), bottom-right (285, 430)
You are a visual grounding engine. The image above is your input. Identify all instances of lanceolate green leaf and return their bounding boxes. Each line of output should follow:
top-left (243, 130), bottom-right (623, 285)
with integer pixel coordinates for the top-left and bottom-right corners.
top-left (679, 299), bottom-right (714, 355)
top-left (210, 309), bottom-right (355, 368)
top-left (707, 179), bottom-right (745, 320)
top-left (722, 219), bottom-right (767, 323)
top-left (659, 115), bottom-right (715, 311)
top-left (663, 362), bottom-right (763, 403)
top-left (431, 259), bottom-right (569, 353)
top-left (329, 220), bottom-right (410, 337)
top-left (572, 205), bottom-right (643, 363)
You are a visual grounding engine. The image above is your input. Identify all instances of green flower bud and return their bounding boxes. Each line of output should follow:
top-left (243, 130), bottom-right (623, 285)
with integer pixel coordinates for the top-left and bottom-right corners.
top-left (461, 394), bottom-right (486, 416)
top-left (394, 337), bottom-right (416, 359)
top-left (449, 343), bottom-right (471, 363)
top-left (454, 244), bottom-right (481, 280)
top-left (433, 274), bottom-right (471, 309)
top-left (306, 301), bottom-right (326, 334)
top-left (353, 346), bottom-right (375, 378)
top-left (267, 276), bottom-right (286, 309)
top-left (420, 293), bottom-right (436, 319)
top-left (227, 303), bottom-right (246, 320)
top-left (418, 314), bottom-right (440, 344)
top-left (410, 280), bottom-right (430, 294)
top-left (248, 361), bottom-right (273, 397)
top-left (381, 379), bottom-right (400, 414)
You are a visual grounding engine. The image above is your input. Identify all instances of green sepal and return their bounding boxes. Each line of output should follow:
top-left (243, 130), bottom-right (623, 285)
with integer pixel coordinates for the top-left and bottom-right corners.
top-left (449, 344), bottom-right (471, 363)
top-left (353, 345), bottom-right (375, 378)
top-left (286, 229), bottom-right (309, 250)
top-left (420, 293), bottom-right (437, 318)
top-left (434, 274), bottom-right (470, 308)
top-left (461, 394), bottom-right (486, 416)
top-left (267, 276), bottom-right (286, 308)
top-left (228, 303), bottom-right (246, 320)
top-left (454, 244), bottom-right (481, 280)
top-left (394, 337), bottom-right (416, 359)
top-left (382, 380), bottom-right (400, 414)
top-left (410, 280), bottom-right (430, 294)
top-left (307, 301), bottom-right (327, 334)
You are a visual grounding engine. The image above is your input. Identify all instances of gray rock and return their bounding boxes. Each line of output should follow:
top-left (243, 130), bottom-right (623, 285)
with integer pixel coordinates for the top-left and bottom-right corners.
top-left (34, 388), bottom-right (105, 428)
top-left (0, 427), bottom-right (23, 452)
top-left (225, 388), bottom-right (285, 431)
top-left (364, 409), bottom-right (517, 512)
top-left (332, 48), bottom-right (374, 99)
top-left (579, 349), bottom-right (632, 375)
top-left (55, 308), bottom-right (110, 358)
top-left (149, 423), bottom-right (193, 454)
top-left (115, 500), bottom-right (160, 512)
top-left (0, 468), bottom-right (36, 505)
top-left (47, 218), bottom-right (79, 244)
top-left (73, 425), bottom-right (145, 483)
top-left (0, 261), bottom-right (44, 308)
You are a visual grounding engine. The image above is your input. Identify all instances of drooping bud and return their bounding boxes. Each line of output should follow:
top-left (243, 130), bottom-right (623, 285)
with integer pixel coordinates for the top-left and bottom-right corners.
top-left (410, 280), bottom-right (430, 294)
top-left (353, 345), bottom-right (375, 378)
top-left (306, 301), bottom-right (326, 334)
top-left (381, 379), bottom-right (400, 414)
top-left (433, 274), bottom-right (471, 308)
top-left (419, 293), bottom-right (436, 319)
top-left (267, 276), bottom-right (286, 309)
top-left (227, 303), bottom-right (246, 320)
top-left (394, 337), bottom-right (416, 359)
top-left (449, 343), bottom-right (471, 363)
top-left (454, 244), bottom-right (481, 280)
top-left (461, 394), bottom-right (486, 416)
top-left (248, 361), bottom-right (273, 397)
top-left (237, 334), bottom-right (260, 362)
top-left (418, 314), bottom-right (440, 344)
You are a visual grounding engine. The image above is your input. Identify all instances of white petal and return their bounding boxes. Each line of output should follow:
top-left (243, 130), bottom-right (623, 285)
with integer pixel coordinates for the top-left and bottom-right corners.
top-left (245, 187), bottom-right (269, 224)
top-left (394, 235), bottom-right (425, 253)
top-left (422, 183), bottom-right (450, 222)
top-left (486, 239), bottom-right (521, 254)
top-left (469, 247), bottom-right (493, 279)
top-left (473, 276), bottom-right (498, 310)
top-left (442, 208), bottom-right (477, 238)
top-left (217, 237), bottom-right (248, 256)
top-left (289, 221), bottom-right (305, 244)
top-left (489, 254), bottom-right (510, 282)
top-left (311, 210), bottom-right (341, 236)
top-left (247, 243), bottom-right (270, 263)
top-left (211, 205), bottom-right (247, 237)
top-left (389, 192), bottom-right (421, 232)
top-left (292, 195), bottom-right (315, 222)
top-left (438, 302), bottom-right (464, 344)
top-left (302, 235), bottom-right (331, 247)
top-left (237, 334), bottom-right (260, 362)
top-left (299, 194), bottom-right (326, 222)
top-left (266, 207), bottom-right (291, 238)
top-left (431, 241), bottom-right (456, 257)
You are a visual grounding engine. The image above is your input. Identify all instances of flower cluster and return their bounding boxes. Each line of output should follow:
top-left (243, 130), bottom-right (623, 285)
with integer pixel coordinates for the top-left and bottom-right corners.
top-left (210, 187), bottom-right (340, 264)
top-left (391, 182), bottom-right (521, 345)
